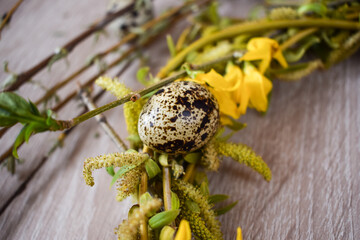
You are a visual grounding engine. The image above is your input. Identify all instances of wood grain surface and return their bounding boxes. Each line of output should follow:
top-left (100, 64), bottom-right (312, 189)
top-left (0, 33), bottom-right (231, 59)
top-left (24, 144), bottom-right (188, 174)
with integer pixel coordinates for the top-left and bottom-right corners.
top-left (0, 0), bottom-right (359, 239)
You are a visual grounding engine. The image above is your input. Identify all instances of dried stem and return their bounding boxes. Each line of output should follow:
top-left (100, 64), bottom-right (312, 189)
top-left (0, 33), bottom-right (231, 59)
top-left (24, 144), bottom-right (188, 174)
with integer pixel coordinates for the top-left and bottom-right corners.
top-left (0, 0), bottom-right (24, 38)
top-left (34, 1), bottom-right (194, 105)
top-left (68, 53), bottom-right (236, 128)
top-left (163, 166), bottom-right (172, 211)
top-left (78, 89), bottom-right (128, 151)
top-left (2, 2), bottom-right (135, 92)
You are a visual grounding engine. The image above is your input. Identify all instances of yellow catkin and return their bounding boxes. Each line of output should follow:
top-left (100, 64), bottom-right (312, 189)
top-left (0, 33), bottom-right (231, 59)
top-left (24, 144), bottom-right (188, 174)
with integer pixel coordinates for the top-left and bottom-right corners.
top-left (95, 76), bottom-right (146, 139)
top-left (201, 140), bottom-right (221, 171)
top-left (174, 179), bottom-right (223, 240)
top-left (83, 152), bottom-right (148, 186)
top-left (115, 198), bottom-right (162, 240)
top-left (215, 141), bottom-right (272, 181)
top-left (269, 7), bottom-right (298, 21)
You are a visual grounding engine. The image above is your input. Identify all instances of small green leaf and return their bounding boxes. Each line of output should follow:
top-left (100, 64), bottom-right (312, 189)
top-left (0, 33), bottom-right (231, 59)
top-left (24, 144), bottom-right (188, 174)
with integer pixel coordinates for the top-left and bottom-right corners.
top-left (145, 158), bottom-right (161, 179)
top-left (28, 100), bottom-right (40, 116)
top-left (110, 165), bottom-right (137, 188)
top-left (159, 154), bottom-right (168, 167)
top-left (106, 166), bottom-right (115, 176)
top-left (149, 210), bottom-right (180, 229)
top-left (200, 181), bottom-right (209, 196)
top-left (208, 194), bottom-right (229, 204)
top-left (298, 3), bottom-right (327, 17)
top-left (215, 201), bottom-right (238, 216)
top-left (166, 35), bottom-right (176, 57)
top-left (225, 118), bottom-right (247, 131)
top-left (48, 47), bottom-right (68, 71)
top-left (12, 125), bottom-right (27, 159)
top-left (184, 152), bottom-right (202, 163)
top-left (171, 191), bottom-right (180, 210)
top-left (136, 67), bottom-right (150, 85)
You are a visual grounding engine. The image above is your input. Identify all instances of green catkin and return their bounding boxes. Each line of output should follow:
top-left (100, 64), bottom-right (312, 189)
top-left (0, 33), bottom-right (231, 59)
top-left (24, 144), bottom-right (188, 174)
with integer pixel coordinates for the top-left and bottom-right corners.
top-left (95, 76), bottom-right (146, 147)
top-left (215, 141), bottom-right (272, 181)
top-left (174, 179), bottom-right (223, 239)
top-left (115, 198), bottom-right (162, 240)
top-left (83, 152), bottom-right (148, 201)
top-left (269, 7), bottom-right (298, 20)
top-left (201, 140), bottom-right (221, 171)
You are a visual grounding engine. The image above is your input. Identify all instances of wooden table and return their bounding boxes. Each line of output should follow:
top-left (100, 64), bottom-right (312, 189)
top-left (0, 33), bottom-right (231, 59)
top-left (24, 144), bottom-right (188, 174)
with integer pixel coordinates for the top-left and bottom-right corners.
top-left (1, 0), bottom-right (359, 239)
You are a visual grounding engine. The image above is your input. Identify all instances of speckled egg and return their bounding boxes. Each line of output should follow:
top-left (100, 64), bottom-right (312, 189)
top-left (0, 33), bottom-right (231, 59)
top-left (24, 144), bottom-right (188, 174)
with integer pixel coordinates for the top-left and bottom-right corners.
top-left (138, 81), bottom-right (220, 154)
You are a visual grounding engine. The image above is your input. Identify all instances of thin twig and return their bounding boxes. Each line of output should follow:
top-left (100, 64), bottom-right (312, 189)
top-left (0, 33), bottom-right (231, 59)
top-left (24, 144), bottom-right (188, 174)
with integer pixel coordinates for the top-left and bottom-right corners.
top-left (34, 0), bottom-right (200, 105)
top-left (69, 53), bottom-right (237, 127)
top-left (78, 88), bottom-right (128, 151)
top-left (0, 0), bottom-right (24, 38)
top-left (2, 2), bottom-right (135, 92)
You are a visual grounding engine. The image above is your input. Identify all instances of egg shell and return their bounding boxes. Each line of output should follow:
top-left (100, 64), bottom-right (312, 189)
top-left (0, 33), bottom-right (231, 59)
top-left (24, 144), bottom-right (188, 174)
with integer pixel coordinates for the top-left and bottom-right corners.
top-left (138, 81), bottom-right (220, 154)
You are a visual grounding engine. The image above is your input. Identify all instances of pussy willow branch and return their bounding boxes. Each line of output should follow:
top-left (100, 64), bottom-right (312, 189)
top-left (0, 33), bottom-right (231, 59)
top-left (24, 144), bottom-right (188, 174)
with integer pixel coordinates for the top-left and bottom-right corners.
top-left (2, 2), bottom-right (135, 92)
top-left (78, 89), bottom-right (128, 151)
top-left (0, 10), bottom-right (188, 163)
top-left (0, 1), bottom-right (199, 139)
top-left (34, 0), bottom-right (197, 106)
top-left (0, 0), bottom-right (24, 38)
top-left (157, 18), bottom-right (360, 78)
top-left (64, 53), bottom-right (236, 128)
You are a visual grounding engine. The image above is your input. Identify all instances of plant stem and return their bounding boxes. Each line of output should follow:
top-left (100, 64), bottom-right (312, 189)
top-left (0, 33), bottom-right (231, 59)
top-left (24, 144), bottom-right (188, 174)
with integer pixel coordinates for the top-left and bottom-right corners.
top-left (157, 18), bottom-right (360, 78)
top-left (2, 2), bottom-right (135, 92)
top-left (280, 28), bottom-right (319, 50)
top-left (0, 0), bottom-right (24, 38)
top-left (183, 163), bottom-right (196, 182)
top-left (163, 167), bottom-right (172, 211)
top-left (67, 53), bottom-right (235, 128)
top-left (34, 1), bottom-right (194, 105)
top-left (78, 89), bottom-right (128, 151)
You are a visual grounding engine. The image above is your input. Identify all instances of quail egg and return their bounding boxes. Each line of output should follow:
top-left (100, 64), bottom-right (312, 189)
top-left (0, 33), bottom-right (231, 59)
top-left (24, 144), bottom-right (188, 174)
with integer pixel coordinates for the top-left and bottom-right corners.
top-left (138, 81), bottom-right (220, 154)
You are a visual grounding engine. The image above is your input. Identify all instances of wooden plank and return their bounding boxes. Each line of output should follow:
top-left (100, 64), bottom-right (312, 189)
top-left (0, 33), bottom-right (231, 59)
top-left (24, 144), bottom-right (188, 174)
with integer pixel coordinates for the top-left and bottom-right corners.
top-left (1, 0), bottom-right (359, 239)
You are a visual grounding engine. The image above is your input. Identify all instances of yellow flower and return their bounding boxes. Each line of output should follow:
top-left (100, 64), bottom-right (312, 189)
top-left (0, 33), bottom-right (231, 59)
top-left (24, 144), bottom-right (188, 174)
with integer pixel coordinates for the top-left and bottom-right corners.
top-left (190, 65), bottom-right (242, 122)
top-left (235, 62), bottom-right (272, 114)
top-left (236, 227), bottom-right (243, 240)
top-left (240, 37), bottom-right (288, 73)
top-left (174, 219), bottom-right (191, 240)
top-left (187, 61), bottom-right (272, 124)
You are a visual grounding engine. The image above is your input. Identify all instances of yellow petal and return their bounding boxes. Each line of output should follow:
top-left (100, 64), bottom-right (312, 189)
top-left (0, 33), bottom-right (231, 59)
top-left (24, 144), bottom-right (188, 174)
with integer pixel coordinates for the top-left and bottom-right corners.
top-left (211, 89), bottom-right (240, 119)
top-left (224, 63), bottom-right (243, 92)
top-left (236, 227), bottom-right (243, 240)
top-left (273, 49), bottom-right (288, 68)
top-left (243, 63), bottom-right (272, 112)
top-left (174, 220), bottom-right (191, 240)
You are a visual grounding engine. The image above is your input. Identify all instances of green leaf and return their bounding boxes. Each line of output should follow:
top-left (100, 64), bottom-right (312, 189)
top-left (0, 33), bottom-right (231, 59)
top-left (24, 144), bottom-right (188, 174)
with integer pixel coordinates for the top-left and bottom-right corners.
top-left (28, 100), bottom-right (40, 116)
top-left (12, 125), bottom-right (27, 159)
top-left (166, 35), bottom-right (176, 57)
top-left (159, 154), bottom-right (168, 167)
top-left (136, 67), bottom-right (150, 84)
top-left (149, 210), bottom-right (180, 229)
top-left (48, 47), bottom-right (68, 71)
top-left (298, 3), bottom-right (327, 17)
top-left (110, 165), bottom-right (138, 188)
top-left (283, 36), bottom-right (320, 62)
top-left (185, 199), bottom-right (201, 214)
top-left (145, 158), bottom-right (161, 179)
top-left (106, 166), bottom-right (115, 176)
top-left (225, 118), bottom-right (247, 131)
top-left (215, 201), bottom-right (238, 216)
top-left (171, 191), bottom-right (180, 210)
top-left (208, 194), bottom-right (229, 204)
top-left (184, 152), bottom-right (202, 163)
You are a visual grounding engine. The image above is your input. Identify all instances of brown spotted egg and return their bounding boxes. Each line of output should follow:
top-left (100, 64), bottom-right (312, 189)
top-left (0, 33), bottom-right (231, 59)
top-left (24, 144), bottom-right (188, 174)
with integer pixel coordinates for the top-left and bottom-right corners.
top-left (138, 81), bottom-right (220, 154)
